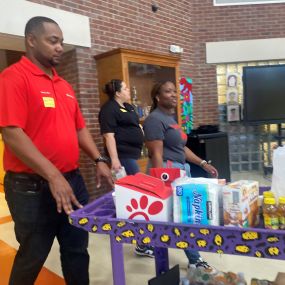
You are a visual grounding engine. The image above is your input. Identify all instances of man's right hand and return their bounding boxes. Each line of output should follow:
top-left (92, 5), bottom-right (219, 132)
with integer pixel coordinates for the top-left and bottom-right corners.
top-left (2, 127), bottom-right (83, 215)
top-left (48, 173), bottom-right (83, 215)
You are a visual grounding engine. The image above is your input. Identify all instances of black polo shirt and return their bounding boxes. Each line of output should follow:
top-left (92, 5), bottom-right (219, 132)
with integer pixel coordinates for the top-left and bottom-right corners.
top-left (99, 99), bottom-right (144, 159)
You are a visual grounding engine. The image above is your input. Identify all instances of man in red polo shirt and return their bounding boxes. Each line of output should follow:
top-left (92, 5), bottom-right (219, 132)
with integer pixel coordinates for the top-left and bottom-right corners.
top-left (0, 16), bottom-right (113, 285)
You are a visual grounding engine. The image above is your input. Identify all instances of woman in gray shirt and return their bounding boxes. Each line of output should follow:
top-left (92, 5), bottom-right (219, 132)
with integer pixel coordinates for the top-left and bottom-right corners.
top-left (143, 80), bottom-right (218, 270)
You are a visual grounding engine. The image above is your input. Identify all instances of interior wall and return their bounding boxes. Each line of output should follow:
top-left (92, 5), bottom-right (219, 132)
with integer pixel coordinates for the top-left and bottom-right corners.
top-left (6, 50), bottom-right (24, 66)
top-left (190, 0), bottom-right (285, 126)
top-left (26, 0), bottom-right (195, 198)
top-left (216, 60), bottom-right (285, 173)
top-left (5, 0), bottom-right (285, 194)
top-left (0, 50), bottom-right (7, 72)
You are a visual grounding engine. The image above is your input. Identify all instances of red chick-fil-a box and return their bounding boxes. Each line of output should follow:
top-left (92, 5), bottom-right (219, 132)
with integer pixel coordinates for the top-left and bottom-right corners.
top-left (115, 173), bottom-right (173, 222)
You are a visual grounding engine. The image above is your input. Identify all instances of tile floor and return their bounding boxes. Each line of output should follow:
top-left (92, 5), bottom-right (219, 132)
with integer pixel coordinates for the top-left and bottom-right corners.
top-left (1, 172), bottom-right (284, 285)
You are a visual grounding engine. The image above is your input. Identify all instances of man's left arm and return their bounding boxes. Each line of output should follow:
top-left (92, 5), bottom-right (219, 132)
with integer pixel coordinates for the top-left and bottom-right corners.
top-left (77, 127), bottom-right (113, 187)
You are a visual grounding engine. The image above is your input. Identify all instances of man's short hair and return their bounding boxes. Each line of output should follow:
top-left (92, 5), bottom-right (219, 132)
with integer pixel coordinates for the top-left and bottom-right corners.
top-left (24, 16), bottom-right (58, 37)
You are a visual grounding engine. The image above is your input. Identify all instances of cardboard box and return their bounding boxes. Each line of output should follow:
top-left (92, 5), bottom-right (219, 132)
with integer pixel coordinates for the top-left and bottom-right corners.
top-left (250, 272), bottom-right (285, 285)
top-left (250, 279), bottom-right (273, 285)
top-left (223, 180), bottom-right (259, 227)
top-left (115, 173), bottom-right (173, 222)
top-left (274, 272), bottom-right (285, 285)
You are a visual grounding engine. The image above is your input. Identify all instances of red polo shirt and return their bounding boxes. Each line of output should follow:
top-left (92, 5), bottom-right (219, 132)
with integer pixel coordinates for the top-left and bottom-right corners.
top-left (0, 56), bottom-right (85, 173)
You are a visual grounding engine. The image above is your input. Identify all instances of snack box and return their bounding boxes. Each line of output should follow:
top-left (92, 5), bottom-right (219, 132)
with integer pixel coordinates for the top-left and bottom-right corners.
top-left (223, 180), bottom-right (259, 227)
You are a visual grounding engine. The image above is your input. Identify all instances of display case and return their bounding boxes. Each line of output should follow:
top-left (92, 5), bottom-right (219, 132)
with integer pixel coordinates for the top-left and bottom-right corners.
top-left (94, 48), bottom-right (181, 172)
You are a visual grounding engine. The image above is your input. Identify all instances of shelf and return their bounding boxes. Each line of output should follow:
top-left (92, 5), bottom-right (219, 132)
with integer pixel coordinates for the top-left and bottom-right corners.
top-left (94, 48), bottom-right (181, 124)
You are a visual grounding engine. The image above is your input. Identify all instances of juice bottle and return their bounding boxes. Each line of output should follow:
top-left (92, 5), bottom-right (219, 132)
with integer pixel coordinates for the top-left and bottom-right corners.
top-left (263, 197), bottom-right (279, 230)
top-left (278, 196), bottom-right (285, 230)
top-left (259, 191), bottom-right (274, 228)
top-left (263, 191), bottom-right (274, 200)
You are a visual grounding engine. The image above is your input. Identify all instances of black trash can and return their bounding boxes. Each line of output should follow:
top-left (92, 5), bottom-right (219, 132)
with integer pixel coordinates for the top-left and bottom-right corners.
top-left (186, 129), bottom-right (231, 182)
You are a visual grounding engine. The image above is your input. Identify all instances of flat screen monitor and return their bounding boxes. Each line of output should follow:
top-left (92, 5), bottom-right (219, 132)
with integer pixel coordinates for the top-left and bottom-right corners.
top-left (243, 64), bottom-right (285, 124)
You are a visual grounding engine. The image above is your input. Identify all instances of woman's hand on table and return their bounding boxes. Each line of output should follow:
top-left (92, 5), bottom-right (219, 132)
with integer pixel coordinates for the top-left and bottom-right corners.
top-left (203, 163), bottom-right (218, 178)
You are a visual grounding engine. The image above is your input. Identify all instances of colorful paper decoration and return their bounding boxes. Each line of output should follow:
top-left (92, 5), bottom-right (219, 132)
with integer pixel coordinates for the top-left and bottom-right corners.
top-left (179, 77), bottom-right (193, 134)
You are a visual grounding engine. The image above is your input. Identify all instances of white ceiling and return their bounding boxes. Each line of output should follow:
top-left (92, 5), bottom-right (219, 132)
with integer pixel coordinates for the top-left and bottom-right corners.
top-left (0, 0), bottom-right (91, 48)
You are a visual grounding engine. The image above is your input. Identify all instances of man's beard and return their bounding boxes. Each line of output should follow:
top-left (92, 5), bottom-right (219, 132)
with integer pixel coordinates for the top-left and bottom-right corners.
top-left (48, 58), bottom-right (60, 67)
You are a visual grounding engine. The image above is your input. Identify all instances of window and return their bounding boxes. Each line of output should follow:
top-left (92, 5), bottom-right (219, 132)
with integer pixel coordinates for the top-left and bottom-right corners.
top-left (214, 0), bottom-right (285, 5)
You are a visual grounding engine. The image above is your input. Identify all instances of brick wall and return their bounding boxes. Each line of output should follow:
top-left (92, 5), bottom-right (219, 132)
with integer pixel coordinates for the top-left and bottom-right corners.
top-left (27, 0), bottom-right (285, 197)
top-left (190, 0), bottom-right (285, 124)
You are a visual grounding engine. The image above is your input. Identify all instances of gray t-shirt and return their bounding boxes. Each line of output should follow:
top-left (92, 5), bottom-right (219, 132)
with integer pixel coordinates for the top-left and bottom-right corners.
top-left (143, 108), bottom-right (187, 164)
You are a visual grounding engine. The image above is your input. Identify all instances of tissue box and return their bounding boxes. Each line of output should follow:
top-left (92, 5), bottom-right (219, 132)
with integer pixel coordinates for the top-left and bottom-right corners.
top-left (115, 173), bottom-right (173, 222)
top-left (172, 177), bottom-right (222, 225)
top-left (223, 180), bottom-right (259, 227)
top-left (173, 182), bottom-right (209, 225)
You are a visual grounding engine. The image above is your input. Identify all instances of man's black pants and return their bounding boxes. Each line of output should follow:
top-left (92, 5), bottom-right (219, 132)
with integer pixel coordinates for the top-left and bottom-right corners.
top-left (4, 169), bottom-right (89, 285)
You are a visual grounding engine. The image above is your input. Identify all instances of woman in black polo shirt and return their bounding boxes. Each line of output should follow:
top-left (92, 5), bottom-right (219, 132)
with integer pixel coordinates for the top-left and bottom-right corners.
top-left (99, 79), bottom-right (144, 175)
top-left (99, 79), bottom-right (153, 258)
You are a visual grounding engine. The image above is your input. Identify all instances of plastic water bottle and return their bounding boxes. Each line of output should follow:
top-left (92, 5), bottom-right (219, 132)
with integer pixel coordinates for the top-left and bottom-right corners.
top-left (180, 277), bottom-right (190, 285)
top-left (112, 166), bottom-right (127, 180)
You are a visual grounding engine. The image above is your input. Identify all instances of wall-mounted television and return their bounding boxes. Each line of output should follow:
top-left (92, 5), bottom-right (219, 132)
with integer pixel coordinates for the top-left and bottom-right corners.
top-left (243, 64), bottom-right (285, 124)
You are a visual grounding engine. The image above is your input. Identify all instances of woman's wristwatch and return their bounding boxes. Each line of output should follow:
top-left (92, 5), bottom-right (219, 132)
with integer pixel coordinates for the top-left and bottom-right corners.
top-left (93, 156), bottom-right (109, 166)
